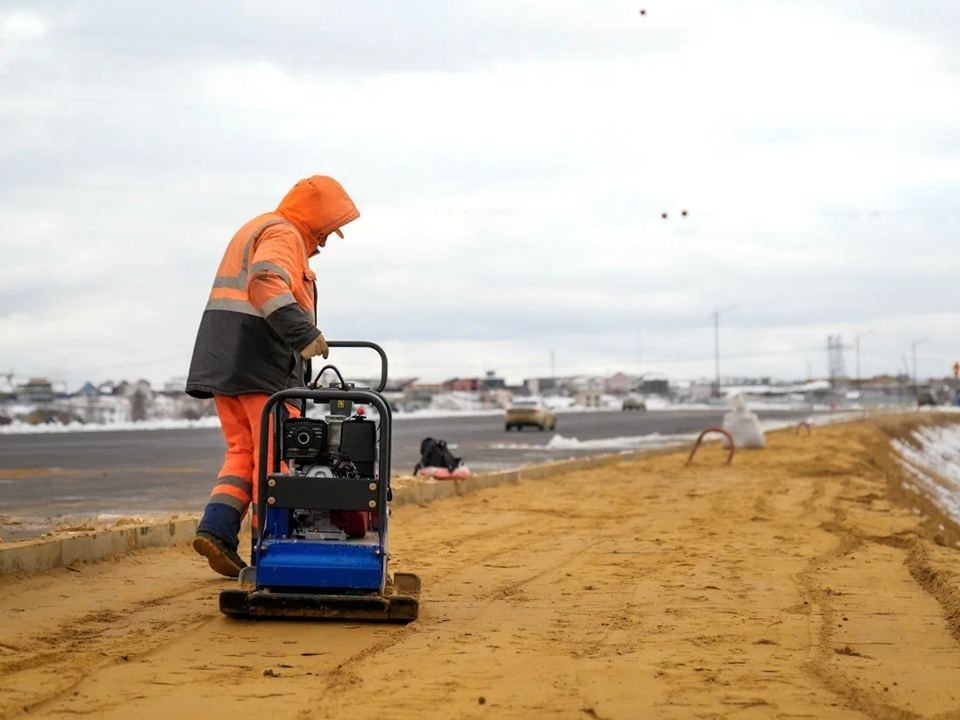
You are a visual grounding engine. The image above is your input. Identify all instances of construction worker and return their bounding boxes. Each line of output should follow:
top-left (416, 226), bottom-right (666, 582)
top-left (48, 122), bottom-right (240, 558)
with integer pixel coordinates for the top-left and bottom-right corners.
top-left (185, 176), bottom-right (360, 577)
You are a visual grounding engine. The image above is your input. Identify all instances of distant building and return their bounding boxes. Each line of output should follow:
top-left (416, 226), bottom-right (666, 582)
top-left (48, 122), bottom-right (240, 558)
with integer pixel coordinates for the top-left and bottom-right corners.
top-left (567, 375), bottom-right (604, 393)
top-left (443, 377), bottom-right (480, 392)
top-left (74, 381), bottom-right (99, 397)
top-left (68, 392), bottom-right (131, 424)
top-left (409, 382), bottom-right (444, 395)
top-left (604, 372), bottom-right (634, 395)
top-left (638, 377), bottom-right (670, 396)
top-left (575, 389), bottom-right (603, 407)
top-left (162, 376), bottom-right (187, 394)
top-left (480, 371), bottom-right (506, 391)
top-left (684, 381), bottom-right (714, 403)
top-left (522, 376), bottom-right (575, 395)
top-left (485, 388), bottom-right (513, 409)
top-left (0, 373), bottom-right (16, 402)
top-left (19, 378), bottom-right (54, 404)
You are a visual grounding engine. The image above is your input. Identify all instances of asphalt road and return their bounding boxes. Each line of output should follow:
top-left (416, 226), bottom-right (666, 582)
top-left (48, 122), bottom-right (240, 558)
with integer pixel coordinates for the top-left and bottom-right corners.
top-left (0, 408), bottom-right (822, 539)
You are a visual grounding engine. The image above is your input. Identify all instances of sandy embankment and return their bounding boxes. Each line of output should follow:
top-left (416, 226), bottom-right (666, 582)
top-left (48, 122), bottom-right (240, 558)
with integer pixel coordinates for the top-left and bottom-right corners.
top-left (1, 417), bottom-right (959, 719)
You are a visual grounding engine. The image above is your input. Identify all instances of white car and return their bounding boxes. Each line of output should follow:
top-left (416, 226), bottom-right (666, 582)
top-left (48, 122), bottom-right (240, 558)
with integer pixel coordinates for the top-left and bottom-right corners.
top-left (505, 398), bottom-right (557, 432)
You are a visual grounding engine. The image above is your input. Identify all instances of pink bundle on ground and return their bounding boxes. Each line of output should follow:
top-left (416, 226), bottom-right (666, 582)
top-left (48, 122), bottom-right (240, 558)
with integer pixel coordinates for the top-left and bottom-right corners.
top-left (416, 466), bottom-right (472, 480)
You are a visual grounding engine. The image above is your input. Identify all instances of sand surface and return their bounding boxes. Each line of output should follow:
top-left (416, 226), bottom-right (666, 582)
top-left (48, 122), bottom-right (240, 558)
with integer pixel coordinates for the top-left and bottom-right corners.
top-left (1, 418), bottom-right (959, 719)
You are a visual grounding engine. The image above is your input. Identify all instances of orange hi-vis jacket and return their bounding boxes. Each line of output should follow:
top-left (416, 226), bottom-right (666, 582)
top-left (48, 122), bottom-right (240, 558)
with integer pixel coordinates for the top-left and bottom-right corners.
top-left (186, 176), bottom-right (359, 398)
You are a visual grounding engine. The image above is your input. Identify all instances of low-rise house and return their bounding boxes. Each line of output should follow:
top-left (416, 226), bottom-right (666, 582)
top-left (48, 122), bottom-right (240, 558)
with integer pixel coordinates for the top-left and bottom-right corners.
top-left (66, 391), bottom-right (131, 424)
top-left (19, 378), bottom-right (54, 404)
top-left (638, 375), bottom-right (670, 397)
top-left (480, 371), bottom-right (506, 391)
top-left (604, 372), bottom-right (634, 395)
top-left (575, 389), bottom-right (603, 407)
top-left (443, 377), bottom-right (480, 392)
top-left (523, 377), bottom-right (561, 395)
top-left (0, 374), bottom-right (17, 402)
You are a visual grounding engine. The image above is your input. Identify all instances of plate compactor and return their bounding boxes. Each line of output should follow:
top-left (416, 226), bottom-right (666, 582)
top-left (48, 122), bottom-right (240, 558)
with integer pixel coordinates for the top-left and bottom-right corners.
top-left (219, 341), bottom-right (420, 622)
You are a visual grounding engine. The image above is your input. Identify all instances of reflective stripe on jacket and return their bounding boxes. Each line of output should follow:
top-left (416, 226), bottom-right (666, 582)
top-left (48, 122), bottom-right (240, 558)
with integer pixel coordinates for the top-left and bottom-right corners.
top-left (186, 214), bottom-right (319, 398)
top-left (186, 175), bottom-right (359, 399)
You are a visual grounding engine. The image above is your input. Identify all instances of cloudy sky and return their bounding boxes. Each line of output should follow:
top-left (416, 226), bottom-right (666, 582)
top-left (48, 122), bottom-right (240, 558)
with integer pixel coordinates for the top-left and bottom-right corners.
top-left (1, 1), bottom-right (958, 388)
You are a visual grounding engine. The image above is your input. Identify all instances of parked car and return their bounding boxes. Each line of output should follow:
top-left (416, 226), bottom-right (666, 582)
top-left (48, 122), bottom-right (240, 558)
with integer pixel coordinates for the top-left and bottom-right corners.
top-left (621, 396), bottom-right (647, 411)
top-left (505, 398), bottom-right (556, 431)
top-left (917, 390), bottom-right (938, 407)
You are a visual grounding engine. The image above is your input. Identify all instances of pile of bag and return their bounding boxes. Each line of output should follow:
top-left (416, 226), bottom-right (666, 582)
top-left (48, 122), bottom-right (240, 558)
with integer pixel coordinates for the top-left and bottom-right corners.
top-left (722, 395), bottom-right (766, 449)
top-left (413, 437), bottom-right (472, 480)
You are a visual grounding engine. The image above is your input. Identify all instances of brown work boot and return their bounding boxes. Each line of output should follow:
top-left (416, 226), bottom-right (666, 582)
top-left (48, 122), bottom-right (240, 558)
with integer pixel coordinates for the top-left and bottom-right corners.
top-left (193, 531), bottom-right (247, 578)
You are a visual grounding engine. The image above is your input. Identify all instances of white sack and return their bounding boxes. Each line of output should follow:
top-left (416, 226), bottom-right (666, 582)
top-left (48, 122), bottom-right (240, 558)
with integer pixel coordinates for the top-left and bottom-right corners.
top-left (722, 395), bottom-right (766, 449)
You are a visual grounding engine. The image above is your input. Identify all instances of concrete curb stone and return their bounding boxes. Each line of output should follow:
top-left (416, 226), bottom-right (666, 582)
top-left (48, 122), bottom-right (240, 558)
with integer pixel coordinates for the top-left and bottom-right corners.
top-left (0, 518), bottom-right (199, 577)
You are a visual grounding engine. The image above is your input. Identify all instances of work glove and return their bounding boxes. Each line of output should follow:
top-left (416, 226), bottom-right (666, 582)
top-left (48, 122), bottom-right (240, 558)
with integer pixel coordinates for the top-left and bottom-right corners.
top-left (300, 333), bottom-right (330, 360)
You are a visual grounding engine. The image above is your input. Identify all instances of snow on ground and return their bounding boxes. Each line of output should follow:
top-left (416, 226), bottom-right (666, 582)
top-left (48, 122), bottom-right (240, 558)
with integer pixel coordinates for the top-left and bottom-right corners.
top-left (493, 432), bottom-right (693, 452)
top-left (394, 408), bottom-right (503, 420)
top-left (891, 424), bottom-right (960, 526)
top-left (490, 418), bottom-right (819, 454)
top-left (0, 416), bottom-right (223, 435)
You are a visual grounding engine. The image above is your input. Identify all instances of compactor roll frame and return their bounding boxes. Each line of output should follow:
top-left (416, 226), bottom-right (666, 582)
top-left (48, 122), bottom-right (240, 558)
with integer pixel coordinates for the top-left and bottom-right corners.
top-left (219, 341), bottom-right (420, 622)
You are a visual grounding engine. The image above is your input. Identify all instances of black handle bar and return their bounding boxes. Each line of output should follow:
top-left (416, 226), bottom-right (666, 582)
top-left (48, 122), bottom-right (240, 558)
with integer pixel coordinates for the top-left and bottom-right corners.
top-left (324, 341), bottom-right (388, 393)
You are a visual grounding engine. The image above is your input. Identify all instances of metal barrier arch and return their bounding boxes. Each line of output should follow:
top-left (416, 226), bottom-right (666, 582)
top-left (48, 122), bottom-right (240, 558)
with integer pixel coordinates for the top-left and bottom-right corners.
top-left (686, 427), bottom-right (736, 466)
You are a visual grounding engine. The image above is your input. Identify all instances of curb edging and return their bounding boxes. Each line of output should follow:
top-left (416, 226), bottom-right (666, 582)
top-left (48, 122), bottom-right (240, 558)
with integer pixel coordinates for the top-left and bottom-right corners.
top-left (0, 518), bottom-right (200, 577)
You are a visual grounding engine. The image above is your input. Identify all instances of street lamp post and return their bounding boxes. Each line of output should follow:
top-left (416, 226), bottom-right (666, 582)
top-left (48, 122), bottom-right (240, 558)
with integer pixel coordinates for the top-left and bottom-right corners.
top-left (712, 304), bottom-right (737, 398)
top-left (912, 338), bottom-right (928, 399)
top-left (854, 330), bottom-right (874, 394)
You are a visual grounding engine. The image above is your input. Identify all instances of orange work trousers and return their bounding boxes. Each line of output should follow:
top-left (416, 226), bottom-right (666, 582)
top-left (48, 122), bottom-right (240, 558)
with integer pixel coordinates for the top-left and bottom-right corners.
top-left (209, 394), bottom-right (299, 530)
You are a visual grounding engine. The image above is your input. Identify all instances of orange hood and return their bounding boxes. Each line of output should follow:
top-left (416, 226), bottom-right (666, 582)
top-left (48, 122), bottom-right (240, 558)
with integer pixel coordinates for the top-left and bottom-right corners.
top-left (276, 175), bottom-right (360, 254)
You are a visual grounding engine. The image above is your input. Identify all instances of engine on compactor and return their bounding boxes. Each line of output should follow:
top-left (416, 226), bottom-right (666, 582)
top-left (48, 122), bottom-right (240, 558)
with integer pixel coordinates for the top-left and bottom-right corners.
top-left (280, 398), bottom-right (378, 539)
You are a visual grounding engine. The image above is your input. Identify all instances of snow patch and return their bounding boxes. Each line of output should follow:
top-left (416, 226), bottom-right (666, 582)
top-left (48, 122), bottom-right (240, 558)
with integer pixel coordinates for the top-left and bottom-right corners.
top-left (491, 418), bottom-right (833, 454)
top-left (891, 424), bottom-right (960, 525)
top-left (0, 416), bottom-right (222, 434)
top-left (394, 408), bottom-right (503, 421)
top-left (493, 432), bottom-right (694, 452)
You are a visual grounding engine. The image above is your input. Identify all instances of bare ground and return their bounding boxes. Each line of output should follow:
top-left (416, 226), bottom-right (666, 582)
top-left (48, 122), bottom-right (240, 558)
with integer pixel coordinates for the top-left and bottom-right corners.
top-left (1, 418), bottom-right (959, 720)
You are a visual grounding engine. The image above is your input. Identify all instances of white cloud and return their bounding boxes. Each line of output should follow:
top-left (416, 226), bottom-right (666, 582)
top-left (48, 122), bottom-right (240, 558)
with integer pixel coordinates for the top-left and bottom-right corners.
top-left (0, 10), bottom-right (45, 42)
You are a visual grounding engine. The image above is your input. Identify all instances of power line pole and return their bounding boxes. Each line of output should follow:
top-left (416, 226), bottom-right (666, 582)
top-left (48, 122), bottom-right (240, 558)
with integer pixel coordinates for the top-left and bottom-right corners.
top-left (712, 304), bottom-right (737, 398)
top-left (637, 327), bottom-right (642, 377)
top-left (912, 338), bottom-right (928, 395)
top-left (856, 336), bottom-right (861, 390)
top-left (826, 335), bottom-right (847, 386)
top-left (714, 311), bottom-right (719, 395)
top-left (854, 330), bottom-right (874, 393)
